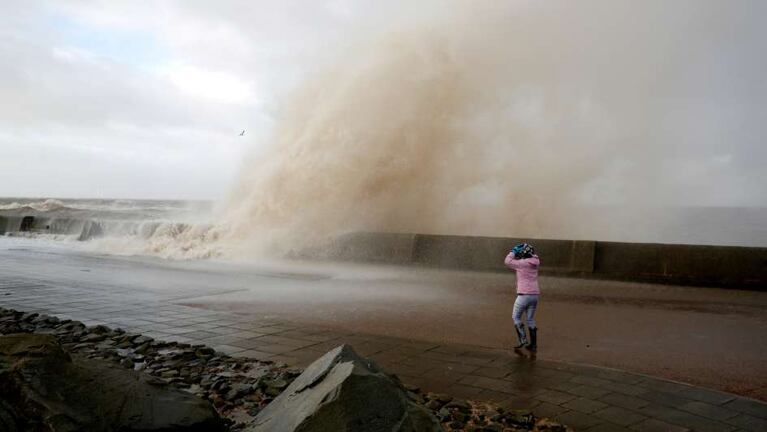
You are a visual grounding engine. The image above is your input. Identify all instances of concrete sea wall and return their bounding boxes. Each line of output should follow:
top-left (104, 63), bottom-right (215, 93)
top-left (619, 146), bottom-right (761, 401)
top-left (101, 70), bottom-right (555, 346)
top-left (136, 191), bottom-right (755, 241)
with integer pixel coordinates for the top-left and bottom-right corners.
top-left (323, 232), bottom-right (766, 289)
top-left (2, 214), bottom-right (763, 288)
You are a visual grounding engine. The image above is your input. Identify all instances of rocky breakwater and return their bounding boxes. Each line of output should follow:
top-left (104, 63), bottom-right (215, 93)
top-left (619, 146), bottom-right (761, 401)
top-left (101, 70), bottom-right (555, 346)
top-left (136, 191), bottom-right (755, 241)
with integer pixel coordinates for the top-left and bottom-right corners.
top-left (250, 344), bottom-right (443, 431)
top-left (0, 308), bottom-right (571, 431)
top-left (0, 333), bottom-right (225, 432)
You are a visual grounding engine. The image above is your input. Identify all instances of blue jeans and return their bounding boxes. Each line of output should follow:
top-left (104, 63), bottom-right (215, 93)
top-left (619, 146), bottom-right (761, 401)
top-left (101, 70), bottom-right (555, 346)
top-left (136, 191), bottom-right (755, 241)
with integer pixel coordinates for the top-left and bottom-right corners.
top-left (513, 294), bottom-right (539, 328)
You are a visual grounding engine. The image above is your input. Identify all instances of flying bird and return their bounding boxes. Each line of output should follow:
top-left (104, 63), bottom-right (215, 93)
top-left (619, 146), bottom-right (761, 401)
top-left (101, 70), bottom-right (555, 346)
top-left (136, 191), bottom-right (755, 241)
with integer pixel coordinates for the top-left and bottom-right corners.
top-left (239, 130), bottom-right (246, 136)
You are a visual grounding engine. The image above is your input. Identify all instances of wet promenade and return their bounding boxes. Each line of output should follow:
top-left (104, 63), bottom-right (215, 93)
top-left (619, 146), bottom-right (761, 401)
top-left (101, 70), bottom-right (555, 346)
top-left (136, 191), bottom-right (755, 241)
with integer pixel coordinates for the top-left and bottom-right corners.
top-left (1, 240), bottom-right (766, 430)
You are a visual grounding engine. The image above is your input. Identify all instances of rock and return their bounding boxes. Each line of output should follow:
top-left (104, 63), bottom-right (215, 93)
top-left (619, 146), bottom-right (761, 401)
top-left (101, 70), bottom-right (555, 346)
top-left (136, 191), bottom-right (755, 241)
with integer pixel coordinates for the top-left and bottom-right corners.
top-left (437, 407), bottom-right (451, 420)
top-left (135, 342), bottom-right (152, 355)
top-left (425, 399), bottom-right (443, 410)
top-left (116, 340), bottom-right (134, 349)
top-left (89, 324), bottom-right (111, 334)
top-left (444, 398), bottom-right (470, 411)
top-left (536, 418), bottom-right (568, 431)
top-left (403, 383), bottom-right (420, 393)
top-left (508, 409), bottom-right (534, 428)
top-left (429, 393), bottom-right (453, 404)
top-left (161, 370), bottom-right (180, 378)
top-left (452, 411), bottom-right (469, 423)
top-left (0, 334), bottom-right (225, 432)
top-left (196, 347), bottom-right (215, 356)
top-left (249, 344), bottom-right (443, 432)
top-left (133, 335), bottom-right (154, 345)
top-left (81, 333), bottom-right (107, 343)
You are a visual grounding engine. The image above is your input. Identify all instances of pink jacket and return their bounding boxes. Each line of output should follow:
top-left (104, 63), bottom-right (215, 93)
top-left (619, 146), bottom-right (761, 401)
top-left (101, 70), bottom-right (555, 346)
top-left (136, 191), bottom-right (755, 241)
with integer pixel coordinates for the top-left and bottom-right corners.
top-left (504, 252), bottom-right (541, 295)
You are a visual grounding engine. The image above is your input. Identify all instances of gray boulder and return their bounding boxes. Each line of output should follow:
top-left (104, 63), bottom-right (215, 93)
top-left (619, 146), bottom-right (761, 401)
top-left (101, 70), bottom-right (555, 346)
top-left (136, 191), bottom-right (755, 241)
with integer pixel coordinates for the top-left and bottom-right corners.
top-left (0, 333), bottom-right (225, 432)
top-left (250, 344), bottom-right (443, 432)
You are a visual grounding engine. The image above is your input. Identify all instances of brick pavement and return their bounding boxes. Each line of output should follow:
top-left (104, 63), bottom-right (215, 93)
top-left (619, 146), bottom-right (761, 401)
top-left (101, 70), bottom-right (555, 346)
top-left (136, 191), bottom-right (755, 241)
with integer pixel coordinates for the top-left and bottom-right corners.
top-left (2, 278), bottom-right (766, 431)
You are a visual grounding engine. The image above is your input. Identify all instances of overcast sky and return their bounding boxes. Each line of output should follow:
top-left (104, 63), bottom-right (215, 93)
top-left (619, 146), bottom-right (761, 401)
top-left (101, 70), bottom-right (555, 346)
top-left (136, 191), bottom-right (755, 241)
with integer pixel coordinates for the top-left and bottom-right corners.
top-left (0, 0), bottom-right (380, 199)
top-left (1, 1), bottom-right (765, 205)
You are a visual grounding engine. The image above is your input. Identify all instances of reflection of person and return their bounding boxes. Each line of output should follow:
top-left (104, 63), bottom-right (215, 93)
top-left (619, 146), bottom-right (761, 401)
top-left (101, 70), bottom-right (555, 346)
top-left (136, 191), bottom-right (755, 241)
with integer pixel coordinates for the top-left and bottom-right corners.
top-left (504, 243), bottom-right (540, 352)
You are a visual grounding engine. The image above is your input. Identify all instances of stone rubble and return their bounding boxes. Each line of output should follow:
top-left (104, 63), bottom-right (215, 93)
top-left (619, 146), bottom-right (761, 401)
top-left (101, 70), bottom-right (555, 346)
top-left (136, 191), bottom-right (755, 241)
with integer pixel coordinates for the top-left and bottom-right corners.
top-left (0, 307), bottom-right (572, 431)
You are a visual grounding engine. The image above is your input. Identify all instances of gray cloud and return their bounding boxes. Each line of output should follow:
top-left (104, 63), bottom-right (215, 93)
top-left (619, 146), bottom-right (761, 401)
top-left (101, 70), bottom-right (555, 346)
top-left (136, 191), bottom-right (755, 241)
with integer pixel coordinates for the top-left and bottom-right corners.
top-left (0, 0), bottom-right (765, 206)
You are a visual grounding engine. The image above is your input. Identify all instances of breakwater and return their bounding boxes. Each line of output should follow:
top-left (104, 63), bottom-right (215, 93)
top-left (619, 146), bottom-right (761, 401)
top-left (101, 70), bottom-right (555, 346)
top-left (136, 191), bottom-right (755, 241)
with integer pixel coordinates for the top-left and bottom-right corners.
top-left (2, 214), bottom-right (764, 288)
top-left (313, 232), bottom-right (766, 289)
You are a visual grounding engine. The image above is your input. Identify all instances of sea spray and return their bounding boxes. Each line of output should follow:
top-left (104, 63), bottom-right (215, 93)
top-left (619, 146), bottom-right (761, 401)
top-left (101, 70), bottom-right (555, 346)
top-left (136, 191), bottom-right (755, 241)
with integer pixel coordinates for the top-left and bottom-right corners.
top-left (4, 1), bottom-right (765, 258)
top-left (215, 2), bottom-right (658, 256)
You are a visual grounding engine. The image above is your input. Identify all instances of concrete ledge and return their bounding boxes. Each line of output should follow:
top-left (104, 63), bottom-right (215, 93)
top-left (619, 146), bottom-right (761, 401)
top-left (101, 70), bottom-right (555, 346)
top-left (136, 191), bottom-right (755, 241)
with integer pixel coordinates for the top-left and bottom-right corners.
top-left (303, 232), bottom-right (417, 265)
top-left (329, 232), bottom-right (766, 289)
top-left (594, 242), bottom-right (766, 287)
top-left (411, 234), bottom-right (595, 274)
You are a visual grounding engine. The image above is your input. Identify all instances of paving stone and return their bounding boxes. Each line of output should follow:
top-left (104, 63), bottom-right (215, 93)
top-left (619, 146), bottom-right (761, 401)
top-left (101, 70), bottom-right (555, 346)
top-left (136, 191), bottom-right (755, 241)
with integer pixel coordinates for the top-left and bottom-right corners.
top-left (532, 368), bottom-right (577, 381)
top-left (243, 343), bottom-right (296, 355)
top-left (545, 380), bottom-right (582, 393)
top-left (253, 335), bottom-right (318, 349)
top-left (629, 418), bottom-right (690, 432)
top-left (585, 423), bottom-right (632, 432)
top-left (675, 387), bottom-right (736, 405)
top-left (176, 330), bottom-right (219, 340)
top-left (200, 326), bottom-right (237, 335)
top-left (567, 384), bottom-right (614, 399)
top-left (594, 406), bottom-right (648, 427)
top-left (444, 384), bottom-right (486, 400)
top-left (433, 360), bottom-right (482, 375)
top-left (531, 401), bottom-right (570, 419)
top-left (725, 413), bottom-right (767, 432)
top-left (226, 322), bottom-right (267, 331)
top-left (471, 366), bottom-right (512, 379)
top-left (430, 344), bottom-right (471, 355)
top-left (554, 410), bottom-right (605, 429)
top-left (600, 393), bottom-right (650, 410)
top-left (679, 400), bottom-right (739, 421)
top-left (534, 389), bottom-right (577, 405)
top-left (292, 332), bottom-right (344, 342)
top-left (639, 379), bottom-right (688, 394)
top-left (724, 397), bottom-right (767, 419)
top-left (461, 348), bottom-right (506, 360)
top-left (201, 335), bottom-right (243, 345)
top-left (500, 395), bottom-right (541, 410)
top-left (369, 351), bottom-right (409, 365)
top-left (599, 381), bottom-right (648, 396)
top-left (594, 370), bottom-right (645, 385)
top-left (457, 375), bottom-right (513, 393)
top-left (571, 375), bottom-right (617, 388)
top-left (457, 354), bottom-right (498, 367)
top-left (639, 404), bottom-right (736, 432)
top-left (397, 361), bottom-right (441, 376)
top-left (478, 389), bottom-right (514, 402)
top-left (420, 367), bottom-right (466, 383)
top-left (563, 397), bottom-right (610, 414)
top-left (636, 389), bottom-right (693, 407)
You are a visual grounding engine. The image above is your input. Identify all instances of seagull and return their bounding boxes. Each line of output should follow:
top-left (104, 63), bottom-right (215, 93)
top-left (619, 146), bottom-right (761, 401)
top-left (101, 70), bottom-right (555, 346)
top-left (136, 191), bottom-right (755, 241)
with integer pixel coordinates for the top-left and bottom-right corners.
top-left (239, 129), bottom-right (246, 136)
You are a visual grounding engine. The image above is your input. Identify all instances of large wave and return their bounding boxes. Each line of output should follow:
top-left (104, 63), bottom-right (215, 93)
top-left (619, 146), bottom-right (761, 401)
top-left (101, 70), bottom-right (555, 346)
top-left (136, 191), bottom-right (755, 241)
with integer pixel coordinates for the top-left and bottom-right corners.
top-left (0, 199), bottom-right (69, 212)
top-left (4, 1), bottom-right (765, 258)
top-left (212, 1), bottom-right (751, 256)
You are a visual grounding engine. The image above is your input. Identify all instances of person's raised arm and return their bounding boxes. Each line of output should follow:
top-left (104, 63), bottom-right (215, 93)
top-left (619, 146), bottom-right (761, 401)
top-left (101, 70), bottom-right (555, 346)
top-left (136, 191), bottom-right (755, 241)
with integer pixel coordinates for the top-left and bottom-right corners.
top-left (504, 251), bottom-right (519, 269)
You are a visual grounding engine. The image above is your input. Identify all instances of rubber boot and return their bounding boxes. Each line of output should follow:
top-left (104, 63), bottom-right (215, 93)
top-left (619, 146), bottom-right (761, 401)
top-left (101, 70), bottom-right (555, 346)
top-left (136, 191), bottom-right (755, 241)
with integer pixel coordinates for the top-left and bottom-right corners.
top-left (514, 324), bottom-right (528, 349)
top-left (527, 327), bottom-right (537, 352)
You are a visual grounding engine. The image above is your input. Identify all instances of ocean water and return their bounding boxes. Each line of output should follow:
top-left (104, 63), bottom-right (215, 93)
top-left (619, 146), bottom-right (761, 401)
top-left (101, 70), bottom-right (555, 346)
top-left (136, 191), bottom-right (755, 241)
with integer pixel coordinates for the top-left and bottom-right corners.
top-left (0, 198), bottom-right (764, 261)
top-left (0, 198), bottom-right (219, 259)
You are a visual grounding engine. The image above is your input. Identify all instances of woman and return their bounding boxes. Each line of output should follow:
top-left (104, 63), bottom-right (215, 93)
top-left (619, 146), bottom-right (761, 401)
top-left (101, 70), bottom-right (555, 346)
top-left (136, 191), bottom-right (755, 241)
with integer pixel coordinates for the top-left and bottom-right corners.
top-left (504, 243), bottom-right (540, 352)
